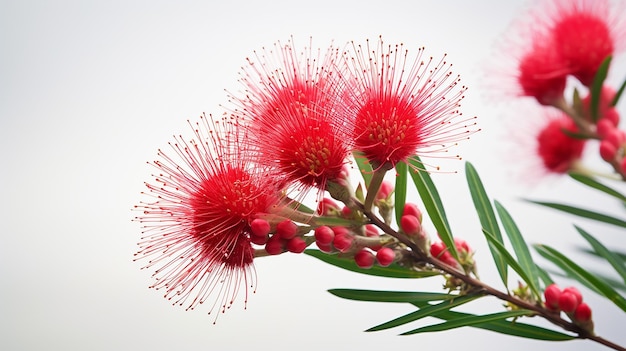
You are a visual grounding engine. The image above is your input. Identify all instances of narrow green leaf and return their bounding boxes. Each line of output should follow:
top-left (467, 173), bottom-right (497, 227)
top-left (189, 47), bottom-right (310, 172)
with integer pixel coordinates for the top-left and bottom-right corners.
top-left (401, 309), bottom-right (533, 335)
top-left (568, 173), bottom-right (626, 202)
top-left (367, 293), bottom-right (482, 332)
top-left (408, 156), bottom-right (457, 259)
top-left (578, 247), bottom-right (626, 262)
top-left (411, 300), bottom-right (573, 340)
top-left (395, 161), bottom-right (408, 227)
top-left (545, 268), bottom-right (626, 293)
top-left (528, 200), bottom-right (626, 228)
top-left (611, 77), bottom-right (626, 107)
top-left (575, 226), bottom-right (626, 284)
top-left (590, 56), bottom-right (611, 122)
top-left (495, 201), bottom-right (541, 299)
top-left (482, 229), bottom-right (537, 294)
top-left (353, 151), bottom-right (373, 187)
top-left (328, 289), bottom-right (455, 303)
top-left (534, 244), bottom-right (626, 312)
top-left (304, 249), bottom-right (438, 278)
top-left (465, 162), bottom-right (508, 287)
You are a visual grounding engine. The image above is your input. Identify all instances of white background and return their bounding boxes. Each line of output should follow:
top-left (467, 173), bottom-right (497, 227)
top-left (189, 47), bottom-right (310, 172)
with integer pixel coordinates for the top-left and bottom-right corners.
top-left (1, 0), bottom-right (625, 350)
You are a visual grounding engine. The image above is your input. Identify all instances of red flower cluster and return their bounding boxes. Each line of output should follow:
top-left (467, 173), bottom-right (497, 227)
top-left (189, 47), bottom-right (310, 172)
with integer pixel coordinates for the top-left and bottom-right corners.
top-left (136, 37), bottom-right (476, 319)
top-left (514, 0), bottom-right (623, 105)
top-left (134, 114), bottom-right (285, 321)
top-left (501, 0), bottom-right (625, 177)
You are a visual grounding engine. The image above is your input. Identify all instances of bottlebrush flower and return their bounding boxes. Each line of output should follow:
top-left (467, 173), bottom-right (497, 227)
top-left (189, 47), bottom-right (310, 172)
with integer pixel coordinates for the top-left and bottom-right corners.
top-left (134, 113), bottom-right (284, 321)
top-left (338, 36), bottom-right (477, 170)
top-left (229, 37), bottom-right (350, 194)
top-left (549, 0), bottom-right (622, 86)
top-left (536, 113), bottom-right (586, 174)
top-left (517, 39), bottom-right (570, 106)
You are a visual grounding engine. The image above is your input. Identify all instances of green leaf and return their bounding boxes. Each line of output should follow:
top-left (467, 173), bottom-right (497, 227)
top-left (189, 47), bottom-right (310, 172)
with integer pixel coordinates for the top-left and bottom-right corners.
top-left (568, 172), bottom-right (626, 203)
top-left (576, 226), bottom-right (626, 284)
top-left (328, 289), bottom-right (456, 303)
top-left (304, 249), bottom-right (438, 278)
top-left (534, 244), bottom-right (626, 312)
top-left (527, 200), bottom-right (626, 228)
top-left (395, 161), bottom-right (408, 227)
top-left (408, 156), bottom-right (457, 259)
top-left (410, 302), bottom-right (573, 340)
top-left (611, 77), bottom-right (626, 107)
top-left (401, 309), bottom-right (533, 335)
top-left (367, 293), bottom-right (483, 332)
top-left (482, 229), bottom-right (537, 294)
top-left (495, 201), bottom-right (541, 299)
top-left (353, 151), bottom-right (373, 187)
top-left (465, 162), bottom-right (508, 287)
top-left (590, 56), bottom-right (611, 122)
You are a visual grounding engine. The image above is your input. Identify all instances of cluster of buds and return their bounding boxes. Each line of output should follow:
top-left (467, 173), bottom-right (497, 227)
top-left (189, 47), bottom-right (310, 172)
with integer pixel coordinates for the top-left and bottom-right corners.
top-left (429, 238), bottom-right (474, 272)
top-left (544, 284), bottom-right (594, 332)
top-left (314, 194), bottom-right (399, 269)
top-left (251, 218), bottom-right (309, 255)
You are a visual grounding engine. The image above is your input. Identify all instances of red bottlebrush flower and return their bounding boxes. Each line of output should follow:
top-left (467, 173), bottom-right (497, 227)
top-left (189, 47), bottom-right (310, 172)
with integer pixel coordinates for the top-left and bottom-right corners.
top-left (536, 114), bottom-right (586, 174)
top-left (339, 37), bottom-right (476, 170)
top-left (517, 40), bottom-right (569, 106)
top-left (134, 114), bottom-right (284, 321)
top-left (549, 0), bottom-right (620, 86)
top-left (230, 37), bottom-right (350, 193)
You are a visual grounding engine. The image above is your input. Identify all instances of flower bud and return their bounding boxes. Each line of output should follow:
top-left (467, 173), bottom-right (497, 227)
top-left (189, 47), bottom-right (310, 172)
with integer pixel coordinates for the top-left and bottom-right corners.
top-left (250, 218), bottom-right (271, 237)
top-left (558, 290), bottom-right (580, 313)
top-left (544, 284), bottom-right (562, 311)
top-left (286, 237), bottom-right (307, 253)
top-left (599, 139), bottom-right (617, 162)
top-left (314, 226), bottom-right (335, 246)
top-left (317, 198), bottom-right (340, 216)
top-left (354, 249), bottom-right (375, 269)
top-left (402, 203), bottom-right (422, 222)
top-left (333, 232), bottom-right (353, 253)
top-left (265, 236), bottom-right (284, 255)
top-left (574, 302), bottom-right (592, 323)
top-left (376, 180), bottom-right (394, 200)
top-left (376, 247), bottom-right (395, 267)
top-left (276, 220), bottom-right (297, 240)
top-left (400, 214), bottom-right (421, 235)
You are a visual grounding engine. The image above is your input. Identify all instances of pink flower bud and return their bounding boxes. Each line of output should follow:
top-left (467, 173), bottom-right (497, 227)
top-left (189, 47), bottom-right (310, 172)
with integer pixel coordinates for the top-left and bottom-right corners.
top-left (376, 180), bottom-right (394, 200)
top-left (317, 242), bottom-right (332, 253)
top-left (605, 128), bottom-right (625, 148)
top-left (558, 291), bottom-right (580, 313)
top-left (599, 140), bottom-right (617, 162)
top-left (317, 198), bottom-right (339, 216)
top-left (454, 238), bottom-right (471, 254)
top-left (400, 215), bottom-right (421, 235)
top-left (354, 249), bottom-right (375, 269)
top-left (250, 218), bottom-right (271, 237)
top-left (314, 226), bottom-right (335, 246)
top-left (376, 247), bottom-right (395, 267)
top-left (265, 236), bottom-right (284, 255)
top-left (276, 220), bottom-right (297, 240)
top-left (333, 232), bottom-right (353, 253)
top-left (562, 286), bottom-right (583, 305)
top-left (574, 302), bottom-right (592, 323)
top-left (402, 203), bottom-right (422, 222)
top-left (596, 118), bottom-right (616, 139)
top-left (544, 284), bottom-right (562, 310)
top-left (250, 233), bottom-right (268, 245)
top-left (286, 237), bottom-right (307, 253)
